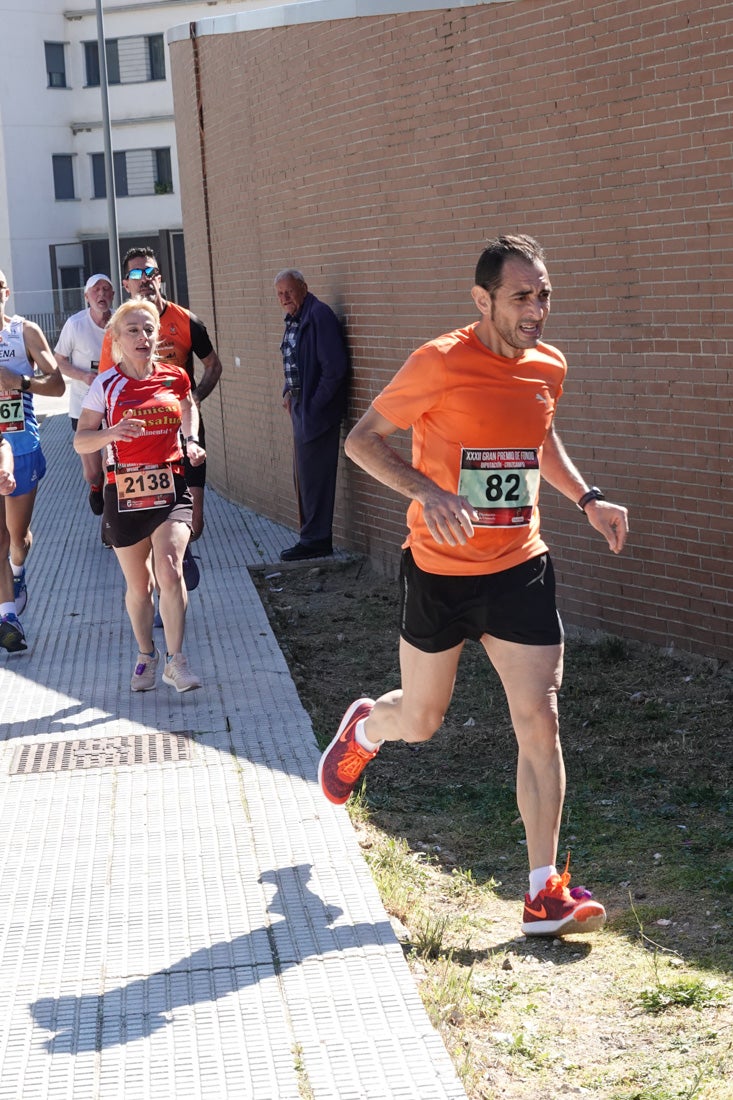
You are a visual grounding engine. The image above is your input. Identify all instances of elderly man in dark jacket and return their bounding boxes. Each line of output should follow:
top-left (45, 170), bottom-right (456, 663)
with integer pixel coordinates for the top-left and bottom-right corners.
top-left (274, 269), bottom-right (349, 561)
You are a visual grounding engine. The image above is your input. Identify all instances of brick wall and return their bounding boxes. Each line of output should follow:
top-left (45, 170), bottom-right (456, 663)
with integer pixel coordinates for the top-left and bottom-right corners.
top-left (170, 0), bottom-right (733, 659)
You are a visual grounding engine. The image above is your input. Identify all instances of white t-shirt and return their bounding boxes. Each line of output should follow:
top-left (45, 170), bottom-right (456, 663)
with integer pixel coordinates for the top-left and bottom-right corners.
top-left (54, 308), bottom-right (107, 419)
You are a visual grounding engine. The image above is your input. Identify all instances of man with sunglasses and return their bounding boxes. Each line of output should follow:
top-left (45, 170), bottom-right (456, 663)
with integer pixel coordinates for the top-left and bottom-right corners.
top-left (98, 248), bottom-right (223, 575)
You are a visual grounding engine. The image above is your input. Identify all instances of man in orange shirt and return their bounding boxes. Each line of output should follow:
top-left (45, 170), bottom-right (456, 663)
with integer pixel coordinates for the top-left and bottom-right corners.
top-left (318, 235), bottom-right (629, 937)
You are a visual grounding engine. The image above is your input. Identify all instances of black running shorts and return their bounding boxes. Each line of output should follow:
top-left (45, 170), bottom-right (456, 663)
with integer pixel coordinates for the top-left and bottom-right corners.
top-left (399, 549), bottom-right (563, 653)
top-left (102, 471), bottom-right (193, 549)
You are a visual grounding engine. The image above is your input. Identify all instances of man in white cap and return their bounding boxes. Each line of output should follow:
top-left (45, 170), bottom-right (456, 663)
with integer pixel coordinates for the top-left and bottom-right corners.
top-left (54, 274), bottom-right (114, 515)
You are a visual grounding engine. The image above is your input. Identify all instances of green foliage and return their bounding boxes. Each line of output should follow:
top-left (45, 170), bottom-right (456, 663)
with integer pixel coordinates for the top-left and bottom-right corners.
top-left (598, 634), bottom-right (630, 662)
top-left (412, 912), bottom-right (451, 959)
top-left (638, 978), bottom-right (725, 1014)
top-left (364, 835), bottom-right (429, 922)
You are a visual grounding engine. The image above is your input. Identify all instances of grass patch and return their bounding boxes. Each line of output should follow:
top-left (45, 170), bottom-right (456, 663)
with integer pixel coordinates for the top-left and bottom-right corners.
top-left (253, 559), bottom-right (733, 1100)
top-left (638, 977), bottom-right (726, 1014)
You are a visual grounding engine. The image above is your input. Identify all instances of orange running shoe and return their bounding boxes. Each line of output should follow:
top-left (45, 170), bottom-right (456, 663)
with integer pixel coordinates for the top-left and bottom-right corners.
top-left (522, 855), bottom-right (606, 936)
top-left (318, 698), bottom-right (377, 804)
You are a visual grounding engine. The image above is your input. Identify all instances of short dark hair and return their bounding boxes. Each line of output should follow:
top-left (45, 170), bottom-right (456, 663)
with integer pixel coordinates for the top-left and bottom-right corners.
top-left (474, 234), bottom-right (546, 295)
top-left (122, 245), bottom-right (158, 270)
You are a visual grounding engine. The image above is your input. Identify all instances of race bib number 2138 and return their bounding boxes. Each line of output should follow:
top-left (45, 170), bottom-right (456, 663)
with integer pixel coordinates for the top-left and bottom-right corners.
top-left (457, 448), bottom-right (540, 527)
top-left (115, 463), bottom-right (175, 512)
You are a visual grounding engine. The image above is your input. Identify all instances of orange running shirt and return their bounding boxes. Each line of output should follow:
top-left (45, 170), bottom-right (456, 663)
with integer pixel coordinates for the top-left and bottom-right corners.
top-left (372, 323), bottom-right (567, 576)
top-left (98, 301), bottom-right (213, 383)
top-left (82, 361), bottom-right (191, 468)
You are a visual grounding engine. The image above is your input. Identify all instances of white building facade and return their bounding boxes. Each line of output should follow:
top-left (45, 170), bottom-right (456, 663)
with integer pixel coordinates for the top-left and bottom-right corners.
top-left (0, 0), bottom-right (281, 338)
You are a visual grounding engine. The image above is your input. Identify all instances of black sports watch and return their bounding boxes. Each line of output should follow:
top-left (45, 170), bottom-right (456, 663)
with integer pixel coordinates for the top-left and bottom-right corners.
top-left (577, 487), bottom-right (605, 512)
top-left (20, 376), bottom-right (32, 392)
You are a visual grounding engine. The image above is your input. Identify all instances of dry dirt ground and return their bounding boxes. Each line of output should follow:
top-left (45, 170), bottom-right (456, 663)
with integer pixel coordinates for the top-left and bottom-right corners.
top-left (253, 556), bottom-right (732, 1100)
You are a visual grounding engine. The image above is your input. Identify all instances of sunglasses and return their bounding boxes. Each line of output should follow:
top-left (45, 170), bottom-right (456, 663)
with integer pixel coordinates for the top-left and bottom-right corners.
top-left (126, 266), bottom-right (159, 280)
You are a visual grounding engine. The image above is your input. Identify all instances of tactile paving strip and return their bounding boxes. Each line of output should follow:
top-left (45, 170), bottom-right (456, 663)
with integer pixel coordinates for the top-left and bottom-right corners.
top-left (0, 413), bottom-right (467, 1100)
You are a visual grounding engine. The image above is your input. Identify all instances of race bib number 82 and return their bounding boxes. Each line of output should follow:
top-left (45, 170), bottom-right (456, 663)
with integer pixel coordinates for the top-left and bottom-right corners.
top-left (458, 448), bottom-right (540, 527)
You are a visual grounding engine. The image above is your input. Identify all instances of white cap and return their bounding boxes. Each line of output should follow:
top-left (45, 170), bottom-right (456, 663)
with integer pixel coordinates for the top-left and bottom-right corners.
top-left (85, 273), bottom-right (113, 293)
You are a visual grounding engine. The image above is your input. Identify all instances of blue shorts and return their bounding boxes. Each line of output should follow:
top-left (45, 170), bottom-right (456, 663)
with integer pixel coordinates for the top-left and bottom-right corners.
top-left (9, 447), bottom-right (46, 497)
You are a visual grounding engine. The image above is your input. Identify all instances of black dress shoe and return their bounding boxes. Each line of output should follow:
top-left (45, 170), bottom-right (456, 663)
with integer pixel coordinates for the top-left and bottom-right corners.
top-left (280, 542), bottom-right (333, 562)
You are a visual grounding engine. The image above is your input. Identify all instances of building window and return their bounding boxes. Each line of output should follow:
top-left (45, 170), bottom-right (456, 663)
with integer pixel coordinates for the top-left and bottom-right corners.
top-left (59, 267), bottom-right (84, 312)
top-left (154, 149), bottom-right (173, 194)
top-left (45, 42), bottom-right (67, 89)
top-left (52, 155), bottom-right (75, 200)
top-left (148, 35), bottom-right (166, 81)
top-left (91, 152), bottom-right (129, 198)
top-left (84, 34), bottom-right (164, 86)
top-left (91, 149), bottom-right (172, 198)
top-left (83, 41), bottom-right (98, 85)
top-left (84, 39), bottom-right (120, 86)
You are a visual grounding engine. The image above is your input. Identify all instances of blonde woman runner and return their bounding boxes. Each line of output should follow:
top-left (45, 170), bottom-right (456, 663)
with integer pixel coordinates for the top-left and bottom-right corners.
top-left (74, 299), bottom-right (204, 691)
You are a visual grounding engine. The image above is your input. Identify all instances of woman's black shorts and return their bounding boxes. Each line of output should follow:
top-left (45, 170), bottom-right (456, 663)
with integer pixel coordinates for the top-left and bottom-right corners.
top-left (399, 548), bottom-right (563, 653)
top-left (101, 471), bottom-right (193, 549)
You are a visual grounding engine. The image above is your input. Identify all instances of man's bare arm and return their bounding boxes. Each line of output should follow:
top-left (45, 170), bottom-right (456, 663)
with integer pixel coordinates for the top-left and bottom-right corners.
top-left (346, 406), bottom-right (478, 546)
top-left (540, 425), bottom-right (629, 554)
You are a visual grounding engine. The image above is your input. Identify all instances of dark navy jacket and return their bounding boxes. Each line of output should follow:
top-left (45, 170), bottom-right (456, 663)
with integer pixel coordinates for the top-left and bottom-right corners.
top-left (284, 292), bottom-right (349, 444)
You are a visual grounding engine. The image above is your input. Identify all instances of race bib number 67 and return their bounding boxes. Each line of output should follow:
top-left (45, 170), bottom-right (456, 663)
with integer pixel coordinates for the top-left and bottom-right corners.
top-left (0, 390), bottom-right (25, 433)
top-left (457, 448), bottom-right (540, 527)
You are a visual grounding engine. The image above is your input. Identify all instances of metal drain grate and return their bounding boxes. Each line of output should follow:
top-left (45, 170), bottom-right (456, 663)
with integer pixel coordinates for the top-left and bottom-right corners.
top-left (9, 732), bottom-right (194, 775)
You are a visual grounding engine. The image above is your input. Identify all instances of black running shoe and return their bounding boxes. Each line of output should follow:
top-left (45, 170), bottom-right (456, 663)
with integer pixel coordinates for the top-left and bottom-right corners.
top-left (0, 613), bottom-right (27, 653)
top-left (182, 545), bottom-right (200, 591)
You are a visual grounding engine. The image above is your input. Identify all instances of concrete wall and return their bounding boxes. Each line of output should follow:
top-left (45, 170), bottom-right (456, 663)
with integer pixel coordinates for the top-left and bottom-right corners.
top-left (168, 0), bottom-right (733, 660)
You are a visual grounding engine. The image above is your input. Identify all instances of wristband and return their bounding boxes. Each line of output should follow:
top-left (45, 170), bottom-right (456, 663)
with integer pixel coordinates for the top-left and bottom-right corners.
top-left (185, 435), bottom-right (199, 445)
top-left (577, 487), bottom-right (605, 512)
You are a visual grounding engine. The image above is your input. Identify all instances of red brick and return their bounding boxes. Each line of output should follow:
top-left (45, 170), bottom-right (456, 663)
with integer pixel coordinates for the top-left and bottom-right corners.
top-left (170, 0), bottom-right (733, 659)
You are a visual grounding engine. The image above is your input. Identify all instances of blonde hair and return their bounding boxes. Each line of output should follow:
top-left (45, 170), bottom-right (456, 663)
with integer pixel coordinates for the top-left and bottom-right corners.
top-left (108, 298), bottom-right (160, 364)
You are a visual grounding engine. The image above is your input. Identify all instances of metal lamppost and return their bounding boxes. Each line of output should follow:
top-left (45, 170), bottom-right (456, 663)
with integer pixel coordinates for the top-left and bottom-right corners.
top-left (95, 0), bottom-right (122, 302)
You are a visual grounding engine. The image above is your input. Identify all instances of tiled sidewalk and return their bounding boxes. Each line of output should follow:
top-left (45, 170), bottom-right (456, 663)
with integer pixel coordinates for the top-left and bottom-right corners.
top-left (0, 413), bottom-right (467, 1100)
